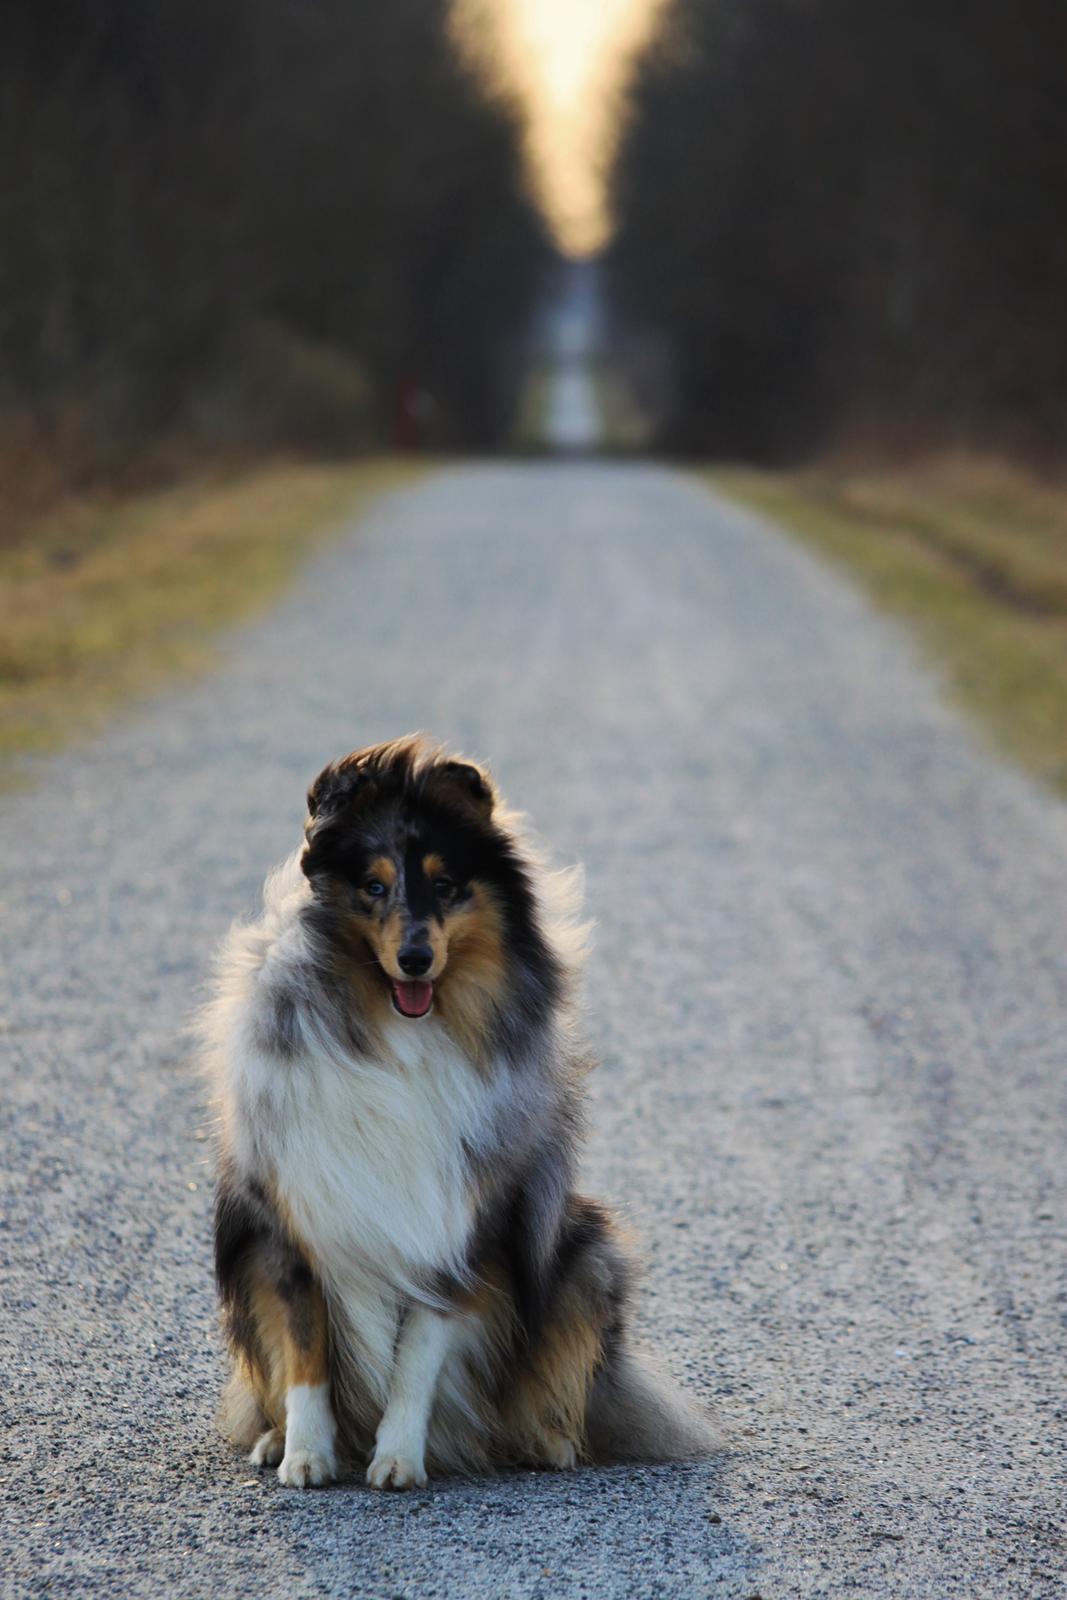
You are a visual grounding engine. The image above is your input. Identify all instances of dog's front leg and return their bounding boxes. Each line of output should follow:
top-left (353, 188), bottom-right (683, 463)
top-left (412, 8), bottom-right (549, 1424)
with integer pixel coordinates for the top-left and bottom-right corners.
top-left (367, 1305), bottom-right (457, 1489)
top-left (242, 1250), bottom-right (338, 1489)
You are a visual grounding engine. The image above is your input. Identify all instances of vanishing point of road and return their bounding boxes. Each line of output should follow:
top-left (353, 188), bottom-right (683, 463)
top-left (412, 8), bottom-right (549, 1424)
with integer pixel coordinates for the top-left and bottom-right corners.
top-left (2, 463), bottom-right (1065, 1598)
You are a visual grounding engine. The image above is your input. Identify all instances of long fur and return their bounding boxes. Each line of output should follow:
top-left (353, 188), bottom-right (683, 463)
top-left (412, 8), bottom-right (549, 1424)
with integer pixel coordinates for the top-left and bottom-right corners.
top-left (200, 735), bottom-right (714, 1483)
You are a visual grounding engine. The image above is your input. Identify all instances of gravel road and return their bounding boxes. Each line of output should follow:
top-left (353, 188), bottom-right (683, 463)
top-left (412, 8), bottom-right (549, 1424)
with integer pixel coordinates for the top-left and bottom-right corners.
top-left (2, 463), bottom-right (1065, 1599)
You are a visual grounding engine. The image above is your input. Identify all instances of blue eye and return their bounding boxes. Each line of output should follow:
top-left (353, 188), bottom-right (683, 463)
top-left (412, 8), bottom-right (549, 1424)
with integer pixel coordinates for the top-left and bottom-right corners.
top-left (365, 879), bottom-right (387, 898)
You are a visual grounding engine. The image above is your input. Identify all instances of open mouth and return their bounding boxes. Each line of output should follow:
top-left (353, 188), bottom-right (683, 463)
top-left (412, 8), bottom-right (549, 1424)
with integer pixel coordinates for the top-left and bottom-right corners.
top-left (390, 978), bottom-right (434, 1018)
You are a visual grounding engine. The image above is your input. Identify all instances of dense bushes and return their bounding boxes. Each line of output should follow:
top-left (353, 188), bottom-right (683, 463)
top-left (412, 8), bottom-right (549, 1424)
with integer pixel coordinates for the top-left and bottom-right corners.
top-left (0, 0), bottom-right (547, 461)
top-left (610, 0), bottom-right (1067, 461)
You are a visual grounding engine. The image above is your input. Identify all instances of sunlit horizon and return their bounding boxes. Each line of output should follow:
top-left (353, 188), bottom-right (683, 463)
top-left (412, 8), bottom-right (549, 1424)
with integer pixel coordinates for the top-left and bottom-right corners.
top-left (452, 0), bottom-right (669, 258)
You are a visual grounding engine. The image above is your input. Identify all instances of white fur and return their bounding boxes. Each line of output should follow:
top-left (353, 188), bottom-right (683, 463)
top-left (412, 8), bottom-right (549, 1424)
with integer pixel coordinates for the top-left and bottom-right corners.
top-left (278, 1383), bottom-right (337, 1488)
top-left (248, 1427), bottom-right (284, 1467)
top-left (367, 1307), bottom-right (460, 1488)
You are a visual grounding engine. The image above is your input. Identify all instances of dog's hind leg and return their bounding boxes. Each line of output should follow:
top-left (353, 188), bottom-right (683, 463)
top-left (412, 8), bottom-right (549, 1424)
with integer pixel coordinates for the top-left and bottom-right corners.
top-left (366, 1305), bottom-right (460, 1489)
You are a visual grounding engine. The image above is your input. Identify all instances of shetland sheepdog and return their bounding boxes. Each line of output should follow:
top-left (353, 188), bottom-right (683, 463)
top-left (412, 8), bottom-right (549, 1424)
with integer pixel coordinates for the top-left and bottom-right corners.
top-left (201, 736), bottom-right (712, 1488)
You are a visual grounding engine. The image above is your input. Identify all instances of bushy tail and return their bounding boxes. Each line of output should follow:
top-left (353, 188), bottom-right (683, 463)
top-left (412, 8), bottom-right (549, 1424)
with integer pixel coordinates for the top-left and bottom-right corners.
top-left (585, 1347), bottom-right (718, 1463)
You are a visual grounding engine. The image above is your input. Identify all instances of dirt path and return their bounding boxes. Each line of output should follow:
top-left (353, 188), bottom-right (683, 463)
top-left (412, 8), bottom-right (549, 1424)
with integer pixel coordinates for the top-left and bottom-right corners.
top-left (2, 463), bottom-right (1064, 1597)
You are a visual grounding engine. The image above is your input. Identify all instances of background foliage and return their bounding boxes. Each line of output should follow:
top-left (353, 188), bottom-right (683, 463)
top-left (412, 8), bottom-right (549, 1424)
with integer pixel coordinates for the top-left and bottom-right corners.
top-left (610, 0), bottom-right (1067, 461)
top-left (0, 0), bottom-right (547, 464)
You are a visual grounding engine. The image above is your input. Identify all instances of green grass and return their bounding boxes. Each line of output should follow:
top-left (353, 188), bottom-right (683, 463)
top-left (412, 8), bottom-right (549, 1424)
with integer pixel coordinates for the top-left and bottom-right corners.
top-left (710, 459), bottom-right (1067, 795)
top-left (0, 457), bottom-right (425, 781)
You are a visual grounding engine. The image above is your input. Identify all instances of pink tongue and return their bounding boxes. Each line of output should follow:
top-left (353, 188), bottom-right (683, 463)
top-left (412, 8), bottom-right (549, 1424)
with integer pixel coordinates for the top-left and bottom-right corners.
top-left (393, 979), bottom-right (433, 1018)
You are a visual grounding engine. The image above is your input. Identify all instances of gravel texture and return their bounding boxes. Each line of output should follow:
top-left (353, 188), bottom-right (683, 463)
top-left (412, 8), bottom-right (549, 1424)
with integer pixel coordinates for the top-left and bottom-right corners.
top-left (2, 462), bottom-right (1065, 1598)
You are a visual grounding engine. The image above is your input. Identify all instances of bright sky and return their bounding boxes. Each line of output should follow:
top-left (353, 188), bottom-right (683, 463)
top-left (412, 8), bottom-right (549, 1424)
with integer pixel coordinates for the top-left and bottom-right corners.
top-left (452, 0), bottom-right (669, 258)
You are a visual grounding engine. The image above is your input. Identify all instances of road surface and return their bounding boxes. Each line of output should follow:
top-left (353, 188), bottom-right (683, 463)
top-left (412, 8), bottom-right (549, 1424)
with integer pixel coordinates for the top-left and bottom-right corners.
top-left (2, 464), bottom-right (1065, 1598)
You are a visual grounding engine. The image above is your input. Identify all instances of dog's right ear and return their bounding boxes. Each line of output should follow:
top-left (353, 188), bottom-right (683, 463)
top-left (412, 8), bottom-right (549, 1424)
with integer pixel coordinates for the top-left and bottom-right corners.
top-left (306, 761), bottom-right (341, 821)
top-left (302, 758), bottom-right (378, 879)
top-left (305, 758), bottom-right (376, 822)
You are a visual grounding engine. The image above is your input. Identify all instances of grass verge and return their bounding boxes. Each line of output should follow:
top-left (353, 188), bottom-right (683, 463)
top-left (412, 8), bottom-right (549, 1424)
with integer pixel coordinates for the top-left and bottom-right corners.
top-left (0, 457), bottom-right (424, 783)
top-left (711, 458), bottom-right (1067, 795)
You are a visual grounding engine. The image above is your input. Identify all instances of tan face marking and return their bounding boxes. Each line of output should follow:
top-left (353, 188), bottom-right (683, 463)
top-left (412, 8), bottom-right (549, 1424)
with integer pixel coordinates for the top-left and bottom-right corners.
top-left (367, 906), bottom-right (408, 977)
top-left (366, 856), bottom-right (396, 890)
top-left (344, 850), bottom-right (500, 1003)
top-left (431, 884), bottom-right (508, 1062)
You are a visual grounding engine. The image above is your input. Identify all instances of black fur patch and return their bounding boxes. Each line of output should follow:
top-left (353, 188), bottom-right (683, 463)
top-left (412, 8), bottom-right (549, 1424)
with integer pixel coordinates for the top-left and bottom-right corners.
top-left (471, 1134), bottom-right (624, 1356)
top-left (252, 985), bottom-right (301, 1059)
top-left (214, 1168), bottom-right (270, 1295)
top-left (214, 1165), bottom-right (320, 1371)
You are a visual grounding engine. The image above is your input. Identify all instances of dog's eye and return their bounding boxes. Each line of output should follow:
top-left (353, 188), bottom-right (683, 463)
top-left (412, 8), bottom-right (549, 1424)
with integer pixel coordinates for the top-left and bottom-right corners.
top-left (364, 879), bottom-right (387, 898)
top-left (434, 877), bottom-right (455, 897)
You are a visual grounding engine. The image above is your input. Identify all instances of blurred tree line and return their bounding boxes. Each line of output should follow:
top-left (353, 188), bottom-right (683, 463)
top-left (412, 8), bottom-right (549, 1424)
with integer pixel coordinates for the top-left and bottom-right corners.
top-left (610, 0), bottom-right (1067, 461)
top-left (0, 0), bottom-right (547, 467)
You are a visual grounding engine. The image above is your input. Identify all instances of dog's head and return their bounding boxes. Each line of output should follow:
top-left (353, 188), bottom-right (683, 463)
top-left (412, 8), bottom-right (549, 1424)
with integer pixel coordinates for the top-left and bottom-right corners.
top-left (301, 736), bottom-right (547, 1034)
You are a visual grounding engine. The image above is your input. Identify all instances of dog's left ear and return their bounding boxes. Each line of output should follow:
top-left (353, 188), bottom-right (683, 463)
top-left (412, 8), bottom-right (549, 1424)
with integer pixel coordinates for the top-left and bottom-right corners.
top-left (427, 758), bottom-right (496, 820)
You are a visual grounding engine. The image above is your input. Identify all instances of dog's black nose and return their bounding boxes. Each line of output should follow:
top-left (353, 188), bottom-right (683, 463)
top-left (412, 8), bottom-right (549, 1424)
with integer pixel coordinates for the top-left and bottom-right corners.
top-left (398, 945), bottom-right (433, 977)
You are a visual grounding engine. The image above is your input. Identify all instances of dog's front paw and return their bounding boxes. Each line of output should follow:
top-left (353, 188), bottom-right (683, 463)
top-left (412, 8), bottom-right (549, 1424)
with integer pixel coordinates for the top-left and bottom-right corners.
top-left (366, 1450), bottom-right (427, 1490)
top-left (277, 1447), bottom-right (337, 1488)
top-left (249, 1428), bottom-right (284, 1468)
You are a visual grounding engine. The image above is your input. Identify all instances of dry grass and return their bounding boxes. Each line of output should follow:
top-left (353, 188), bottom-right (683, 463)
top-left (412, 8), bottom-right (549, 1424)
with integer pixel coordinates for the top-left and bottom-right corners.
top-left (0, 458), bottom-right (424, 781)
top-left (712, 455), bottom-right (1067, 794)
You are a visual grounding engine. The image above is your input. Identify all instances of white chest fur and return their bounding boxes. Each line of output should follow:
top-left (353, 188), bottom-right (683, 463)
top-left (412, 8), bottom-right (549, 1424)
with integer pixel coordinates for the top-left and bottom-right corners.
top-left (227, 1007), bottom-right (500, 1403)
top-left (237, 1014), bottom-right (493, 1287)
top-left (214, 858), bottom-right (489, 1283)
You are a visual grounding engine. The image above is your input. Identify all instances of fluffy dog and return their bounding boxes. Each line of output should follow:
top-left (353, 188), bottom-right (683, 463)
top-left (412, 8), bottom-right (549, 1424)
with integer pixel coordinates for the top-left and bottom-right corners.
top-left (201, 736), bottom-right (711, 1487)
